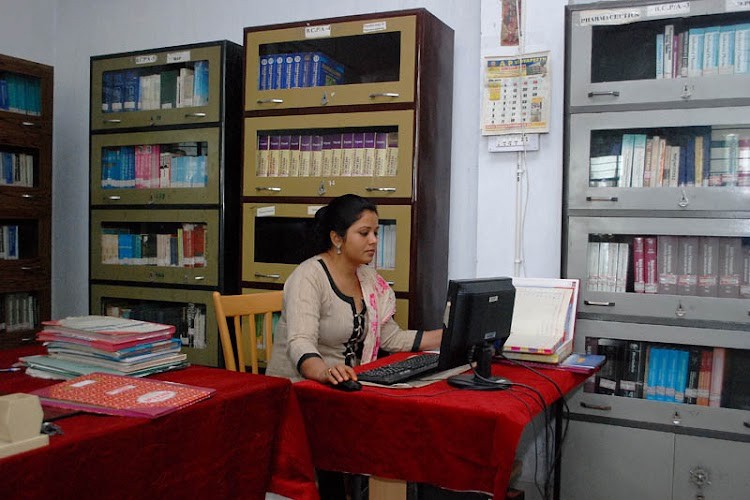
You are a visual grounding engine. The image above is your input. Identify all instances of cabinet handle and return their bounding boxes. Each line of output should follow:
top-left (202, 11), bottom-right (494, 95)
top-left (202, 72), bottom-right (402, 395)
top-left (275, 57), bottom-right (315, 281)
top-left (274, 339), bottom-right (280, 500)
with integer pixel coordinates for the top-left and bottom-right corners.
top-left (580, 402), bottom-right (612, 411)
top-left (586, 196), bottom-right (618, 202)
top-left (21, 266), bottom-right (42, 271)
top-left (366, 187), bottom-right (396, 193)
top-left (21, 121), bottom-right (36, 127)
top-left (743, 421), bottom-right (750, 429)
top-left (584, 300), bottom-right (615, 307)
top-left (21, 193), bottom-right (34, 199)
top-left (107, 195), bottom-right (121, 200)
top-left (104, 119), bottom-right (122, 124)
top-left (256, 98), bottom-right (284, 104)
top-left (587, 91), bottom-right (620, 97)
top-left (255, 186), bottom-right (281, 192)
top-left (387, 281), bottom-right (395, 286)
top-left (255, 273), bottom-right (281, 280)
top-left (369, 92), bottom-right (400, 98)
top-left (675, 305), bottom-right (686, 318)
top-left (184, 112), bottom-right (206, 118)
top-left (678, 189), bottom-right (689, 208)
top-left (193, 276), bottom-right (205, 281)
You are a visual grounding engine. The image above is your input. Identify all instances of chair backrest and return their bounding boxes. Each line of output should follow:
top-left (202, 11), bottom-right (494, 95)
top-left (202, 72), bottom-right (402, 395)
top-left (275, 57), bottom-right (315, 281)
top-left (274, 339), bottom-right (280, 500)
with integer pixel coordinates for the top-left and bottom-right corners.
top-left (212, 290), bottom-right (283, 374)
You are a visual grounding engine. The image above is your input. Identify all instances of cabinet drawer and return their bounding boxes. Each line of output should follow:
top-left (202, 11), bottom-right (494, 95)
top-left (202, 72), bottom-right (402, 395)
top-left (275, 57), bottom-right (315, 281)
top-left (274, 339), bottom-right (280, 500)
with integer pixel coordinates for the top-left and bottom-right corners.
top-left (90, 128), bottom-right (221, 206)
top-left (242, 202), bottom-right (411, 292)
top-left (243, 110), bottom-right (413, 198)
top-left (568, 107), bottom-right (750, 211)
top-left (91, 44), bottom-right (223, 130)
top-left (245, 14), bottom-right (416, 111)
top-left (567, 2), bottom-right (750, 111)
top-left (90, 209), bottom-right (219, 286)
top-left (90, 284), bottom-right (219, 367)
top-left (566, 216), bottom-right (750, 325)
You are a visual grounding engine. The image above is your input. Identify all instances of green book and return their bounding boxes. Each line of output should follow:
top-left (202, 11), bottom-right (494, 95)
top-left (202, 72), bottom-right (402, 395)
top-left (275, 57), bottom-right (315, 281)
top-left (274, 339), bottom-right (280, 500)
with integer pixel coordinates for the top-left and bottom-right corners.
top-left (160, 69), bottom-right (178, 109)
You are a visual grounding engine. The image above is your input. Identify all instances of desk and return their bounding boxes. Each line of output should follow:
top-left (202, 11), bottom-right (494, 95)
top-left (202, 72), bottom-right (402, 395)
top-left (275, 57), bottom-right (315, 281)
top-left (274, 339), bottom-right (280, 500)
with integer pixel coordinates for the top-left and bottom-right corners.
top-left (0, 346), bottom-right (319, 500)
top-left (294, 353), bottom-right (588, 499)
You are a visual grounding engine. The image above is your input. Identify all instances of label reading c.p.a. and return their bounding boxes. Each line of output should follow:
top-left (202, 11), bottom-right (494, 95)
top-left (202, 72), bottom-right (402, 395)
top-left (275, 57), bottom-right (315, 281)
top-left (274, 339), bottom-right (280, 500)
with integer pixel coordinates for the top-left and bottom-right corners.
top-left (134, 54), bottom-right (158, 65)
top-left (305, 25), bottom-right (331, 38)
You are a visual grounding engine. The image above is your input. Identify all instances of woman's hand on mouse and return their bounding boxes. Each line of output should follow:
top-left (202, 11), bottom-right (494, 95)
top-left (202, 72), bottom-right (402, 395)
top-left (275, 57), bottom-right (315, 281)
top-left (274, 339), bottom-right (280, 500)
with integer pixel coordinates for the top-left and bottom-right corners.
top-left (324, 363), bottom-right (358, 384)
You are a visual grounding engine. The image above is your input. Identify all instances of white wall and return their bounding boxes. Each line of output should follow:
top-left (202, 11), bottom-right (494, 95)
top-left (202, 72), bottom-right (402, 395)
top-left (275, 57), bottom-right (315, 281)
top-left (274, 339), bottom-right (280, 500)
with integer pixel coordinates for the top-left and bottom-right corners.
top-left (1, 0), bottom-right (567, 318)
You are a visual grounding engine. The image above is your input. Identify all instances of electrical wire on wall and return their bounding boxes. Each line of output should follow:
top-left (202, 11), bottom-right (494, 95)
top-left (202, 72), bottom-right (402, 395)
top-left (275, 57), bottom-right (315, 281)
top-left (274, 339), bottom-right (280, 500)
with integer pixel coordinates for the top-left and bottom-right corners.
top-left (513, 0), bottom-right (529, 278)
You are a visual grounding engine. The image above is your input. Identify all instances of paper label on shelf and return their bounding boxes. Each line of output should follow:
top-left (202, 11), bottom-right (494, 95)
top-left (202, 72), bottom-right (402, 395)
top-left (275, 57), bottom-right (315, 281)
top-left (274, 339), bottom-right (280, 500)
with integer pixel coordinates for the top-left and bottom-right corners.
top-left (167, 51), bottom-right (191, 64)
top-left (305, 25), bottom-right (331, 38)
top-left (134, 54), bottom-right (157, 65)
top-left (578, 9), bottom-right (642, 26)
top-left (363, 21), bottom-right (387, 33)
top-left (645, 2), bottom-right (690, 17)
top-left (256, 206), bottom-right (275, 217)
top-left (307, 205), bottom-right (323, 215)
top-left (726, 0), bottom-right (750, 12)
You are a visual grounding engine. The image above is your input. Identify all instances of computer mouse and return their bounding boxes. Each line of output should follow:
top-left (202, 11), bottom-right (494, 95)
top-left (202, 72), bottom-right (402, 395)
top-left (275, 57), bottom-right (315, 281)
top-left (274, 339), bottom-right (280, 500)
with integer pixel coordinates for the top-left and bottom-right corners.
top-left (332, 379), bottom-right (362, 391)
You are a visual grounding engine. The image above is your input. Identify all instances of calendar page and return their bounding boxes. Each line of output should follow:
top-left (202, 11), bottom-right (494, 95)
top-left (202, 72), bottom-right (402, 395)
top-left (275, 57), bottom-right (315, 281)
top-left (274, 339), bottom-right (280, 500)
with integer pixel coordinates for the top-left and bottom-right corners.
top-left (481, 52), bottom-right (551, 135)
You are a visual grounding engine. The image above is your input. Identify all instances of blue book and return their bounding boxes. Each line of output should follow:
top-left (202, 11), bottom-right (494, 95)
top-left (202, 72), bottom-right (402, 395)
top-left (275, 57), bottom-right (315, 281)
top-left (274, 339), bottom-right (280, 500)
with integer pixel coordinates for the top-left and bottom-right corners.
top-left (266, 54), bottom-right (277, 90)
top-left (118, 233), bottom-right (133, 263)
top-left (258, 55), bottom-right (268, 90)
top-left (734, 24), bottom-right (750, 74)
top-left (674, 349), bottom-right (690, 403)
top-left (651, 348), bottom-right (666, 401)
top-left (687, 28), bottom-right (705, 77)
top-left (101, 72), bottom-right (113, 112)
top-left (560, 353), bottom-right (606, 373)
top-left (272, 55), bottom-right (284, 90)
top-left (0, 77), bottom-right (8, 110)
top-left (193, 61), bottom-right (209, 106)
top-left (290, 53), bottom-right (303, 88)
top-left (110, 71), bottom-right (125, 112)
top-left (282, 54), bottom-right (294, 89)
top-left (664, 349), bottom-right (679, 401)
top-left (123, 70), bottom-right (139, 111)
top-left (656, 33), bottom-right (664, 79)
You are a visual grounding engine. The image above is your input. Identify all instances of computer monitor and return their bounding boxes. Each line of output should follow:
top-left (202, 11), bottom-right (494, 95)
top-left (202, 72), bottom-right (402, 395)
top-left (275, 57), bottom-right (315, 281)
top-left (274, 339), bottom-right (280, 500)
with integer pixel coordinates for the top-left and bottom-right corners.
top-left (437, 277), bottom-right (516, 391)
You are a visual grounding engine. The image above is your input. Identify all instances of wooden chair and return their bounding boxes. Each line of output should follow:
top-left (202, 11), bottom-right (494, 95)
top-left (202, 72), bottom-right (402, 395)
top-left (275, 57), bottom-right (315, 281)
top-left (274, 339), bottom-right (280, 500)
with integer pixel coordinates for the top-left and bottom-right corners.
top-left (212, 290), bottom-right (283, 374)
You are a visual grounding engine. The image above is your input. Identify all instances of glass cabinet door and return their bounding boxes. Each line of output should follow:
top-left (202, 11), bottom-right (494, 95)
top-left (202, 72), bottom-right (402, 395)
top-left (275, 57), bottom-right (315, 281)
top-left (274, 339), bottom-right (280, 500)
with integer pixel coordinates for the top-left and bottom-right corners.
top-left (566, 216), bottom-right (750, 325)
top-left (91, 128), bottom-right (220, 205)
top-left (90, 209), bottom-right (219, 286)
top-left (568, 1), bottom-right (750, 110)
top-left (245, 14), bottom-right (417, 110)
top-left (242, 202), bottom-right (411, 292)
top-left (243, 110), bottom-right (413, 198)
top-left (0, 54), bottom-right (53, 130)
top-left (91, 45), bottom-right (223, 130)
top-left (568, 106), bottom-right (750, 211)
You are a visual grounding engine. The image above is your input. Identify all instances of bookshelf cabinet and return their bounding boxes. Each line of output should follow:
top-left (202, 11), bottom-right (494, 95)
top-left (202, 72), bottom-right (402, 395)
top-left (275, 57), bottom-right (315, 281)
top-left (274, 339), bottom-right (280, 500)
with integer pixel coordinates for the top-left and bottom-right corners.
top-left (242, 9), bottom-right (453, 332)
top-left (563, 2), bottom-right (750, 499)
top-left (89, 41), bottom-right (243, 367)
top-left (0, 53), bottom-right (53, 348)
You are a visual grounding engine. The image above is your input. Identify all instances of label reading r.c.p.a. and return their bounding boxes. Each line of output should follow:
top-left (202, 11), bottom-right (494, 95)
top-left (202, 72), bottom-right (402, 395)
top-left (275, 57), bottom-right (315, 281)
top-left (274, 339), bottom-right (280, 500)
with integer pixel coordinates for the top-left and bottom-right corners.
top-left (305, 25), bottom-right (331, 38)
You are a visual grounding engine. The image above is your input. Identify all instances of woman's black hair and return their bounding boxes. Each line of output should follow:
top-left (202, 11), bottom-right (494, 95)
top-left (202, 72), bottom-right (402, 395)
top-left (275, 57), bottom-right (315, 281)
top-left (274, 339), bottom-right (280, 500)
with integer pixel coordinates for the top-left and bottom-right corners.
top-left (308, 194), bottom-right (378, 257)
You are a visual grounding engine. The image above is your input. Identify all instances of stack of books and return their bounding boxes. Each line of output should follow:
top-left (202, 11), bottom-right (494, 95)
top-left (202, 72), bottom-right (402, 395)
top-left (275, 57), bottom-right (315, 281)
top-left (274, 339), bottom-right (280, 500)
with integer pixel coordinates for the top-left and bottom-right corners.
top-left (21, 315), bottom-right (187, 380)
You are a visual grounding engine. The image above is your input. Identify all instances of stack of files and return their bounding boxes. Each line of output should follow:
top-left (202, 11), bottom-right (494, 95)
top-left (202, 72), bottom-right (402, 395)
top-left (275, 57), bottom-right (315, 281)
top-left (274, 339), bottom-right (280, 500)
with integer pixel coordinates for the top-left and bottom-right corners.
top-left (21, 315), bottom-right (187, 380)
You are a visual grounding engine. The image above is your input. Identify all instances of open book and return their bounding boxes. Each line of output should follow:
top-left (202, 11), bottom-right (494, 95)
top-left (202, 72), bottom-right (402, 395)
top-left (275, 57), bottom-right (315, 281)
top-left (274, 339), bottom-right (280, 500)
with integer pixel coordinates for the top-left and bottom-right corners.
top-left (503, 277), bottom-right (579, 356)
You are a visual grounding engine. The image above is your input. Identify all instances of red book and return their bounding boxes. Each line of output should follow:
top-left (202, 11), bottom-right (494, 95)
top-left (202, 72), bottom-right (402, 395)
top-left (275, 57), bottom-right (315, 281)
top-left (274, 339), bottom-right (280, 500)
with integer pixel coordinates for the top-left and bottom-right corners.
top-left (32, 372), bottom-right (214, 418)
top-left (633, 237), bottom-right (645, 293)
top-left (644, 237), bottom-right (658, 294)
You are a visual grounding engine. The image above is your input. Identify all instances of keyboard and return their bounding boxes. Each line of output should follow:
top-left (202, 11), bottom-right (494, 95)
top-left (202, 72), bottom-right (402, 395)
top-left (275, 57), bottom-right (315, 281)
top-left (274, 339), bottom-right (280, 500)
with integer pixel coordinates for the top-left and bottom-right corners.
top-left (357, 353), bottom-right (440, 385)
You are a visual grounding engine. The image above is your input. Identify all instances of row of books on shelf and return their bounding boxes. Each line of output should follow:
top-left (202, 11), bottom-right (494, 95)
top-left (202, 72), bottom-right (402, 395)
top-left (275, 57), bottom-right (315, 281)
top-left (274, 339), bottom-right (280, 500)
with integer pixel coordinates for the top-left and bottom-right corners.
top-left (368, 223), bottom-right (397, 270)
top-left (655, 23), bottom-right (750, 79)
top-left (587, 236), bottom-right (750, 298)
top-left (585, 338), bottom-right (749, 411)
top-left (0, 224), bottom-right (20, 260)
top-left (0, 72), bottom-right (41, 115)
top-left (101, 223), bottom-right (206, 268)
top-left (0, 151), bottom-right (34, 187)
top-left (101, 144), bottom-right (207, 189)
top-left (0, 292), bottom-right (38, 333)
top-left (258, 52), bottom-right (345, 90)
top-left (257, 132), bottom-right (399, 178)
top-left (22, 315), bottom-right (189, 380)
top-left (103, 301), bottom-right (206, 349)
top-left (589, 128), bottom-right (750, 188)
top-left (102, 62), bottom-right (209, 113)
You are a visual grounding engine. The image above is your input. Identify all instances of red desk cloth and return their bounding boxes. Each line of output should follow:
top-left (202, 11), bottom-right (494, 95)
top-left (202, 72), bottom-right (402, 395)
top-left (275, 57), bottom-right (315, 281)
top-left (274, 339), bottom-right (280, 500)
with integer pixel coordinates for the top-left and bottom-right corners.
top-left (0, 346), bottom-right (318, 500)
top-left (294, 353), bottom-right (588, 497)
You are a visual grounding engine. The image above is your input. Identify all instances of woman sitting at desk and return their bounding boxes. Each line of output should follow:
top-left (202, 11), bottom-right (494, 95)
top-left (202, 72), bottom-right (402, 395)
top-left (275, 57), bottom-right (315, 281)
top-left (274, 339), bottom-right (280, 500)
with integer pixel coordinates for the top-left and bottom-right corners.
top-left (266, 193), bottom-right (442, 385)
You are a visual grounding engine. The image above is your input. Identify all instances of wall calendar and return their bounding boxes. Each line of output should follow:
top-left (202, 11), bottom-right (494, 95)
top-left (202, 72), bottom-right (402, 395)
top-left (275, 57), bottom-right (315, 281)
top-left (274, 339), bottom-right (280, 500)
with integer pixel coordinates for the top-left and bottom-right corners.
top-left (481, 51), bottom-right (551, 135)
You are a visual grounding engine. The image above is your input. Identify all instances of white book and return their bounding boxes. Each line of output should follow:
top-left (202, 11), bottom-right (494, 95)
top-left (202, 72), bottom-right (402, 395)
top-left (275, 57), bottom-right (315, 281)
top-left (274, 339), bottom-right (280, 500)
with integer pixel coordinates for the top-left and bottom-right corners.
top-left (630, 134), bottom-right (648, 188)
top-left (615, 242), bottom-right (629, 293)
top-left (735, 24), bottom-right (750, 74)
top-left (718, 26), bottom-right (736, 75)
top-left (587, 242), bottom-right (600, 292)
top-left (619, 134), bottom-right (635, 187)
top-left (664, 25), bottom-right (675, 79)
top-left (597, 242), bottom-right (610, 292)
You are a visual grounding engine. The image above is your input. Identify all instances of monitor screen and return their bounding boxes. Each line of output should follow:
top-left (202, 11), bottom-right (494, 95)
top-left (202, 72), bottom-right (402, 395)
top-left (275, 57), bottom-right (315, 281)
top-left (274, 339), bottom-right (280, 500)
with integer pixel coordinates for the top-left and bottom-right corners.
top-left (437, 277), bottom-right (516, 390)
